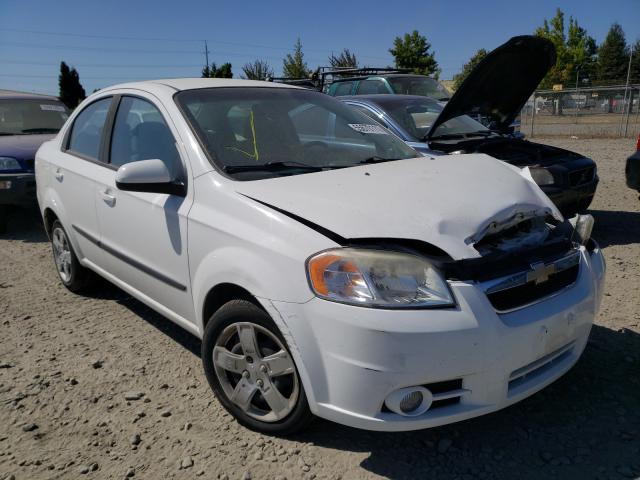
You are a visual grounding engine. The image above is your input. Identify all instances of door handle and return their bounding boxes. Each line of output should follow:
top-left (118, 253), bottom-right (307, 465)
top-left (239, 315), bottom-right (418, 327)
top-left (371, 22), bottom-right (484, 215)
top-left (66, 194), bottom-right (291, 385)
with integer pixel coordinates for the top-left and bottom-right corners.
top-left (54, 168), bottom-right (63, 181)
top-left (101, 189), bottom-right (116, 207)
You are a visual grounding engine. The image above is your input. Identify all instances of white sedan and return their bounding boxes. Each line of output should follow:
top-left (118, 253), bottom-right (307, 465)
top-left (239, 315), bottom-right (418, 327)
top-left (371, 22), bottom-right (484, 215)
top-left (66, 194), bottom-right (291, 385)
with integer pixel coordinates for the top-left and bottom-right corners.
top-left (36, 78), bottom-right (605, 434)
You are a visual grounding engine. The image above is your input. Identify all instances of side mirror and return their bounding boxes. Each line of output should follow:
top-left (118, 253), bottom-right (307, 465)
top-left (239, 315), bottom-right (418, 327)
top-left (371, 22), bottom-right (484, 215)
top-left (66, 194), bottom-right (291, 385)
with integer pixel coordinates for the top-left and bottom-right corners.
top-left (115, 159), bottom-right (185, 197)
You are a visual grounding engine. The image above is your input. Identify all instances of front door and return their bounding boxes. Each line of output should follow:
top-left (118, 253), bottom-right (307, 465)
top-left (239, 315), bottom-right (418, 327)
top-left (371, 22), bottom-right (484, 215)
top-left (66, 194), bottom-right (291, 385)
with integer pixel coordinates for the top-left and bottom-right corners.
top-left (92, 94), bottom-right (194, 325)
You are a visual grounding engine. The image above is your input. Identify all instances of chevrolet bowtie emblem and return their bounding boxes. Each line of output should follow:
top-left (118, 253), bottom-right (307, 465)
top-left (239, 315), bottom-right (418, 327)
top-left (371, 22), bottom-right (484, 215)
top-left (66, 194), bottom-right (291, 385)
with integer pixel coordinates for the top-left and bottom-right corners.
top-left (526, 261), bottom-right (556, 284)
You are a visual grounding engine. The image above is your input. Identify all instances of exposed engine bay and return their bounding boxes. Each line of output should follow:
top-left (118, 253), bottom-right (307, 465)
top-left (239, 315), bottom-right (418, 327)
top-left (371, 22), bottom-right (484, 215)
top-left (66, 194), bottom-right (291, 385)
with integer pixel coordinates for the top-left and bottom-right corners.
top-left (430, 137), bottom-right (582, 167)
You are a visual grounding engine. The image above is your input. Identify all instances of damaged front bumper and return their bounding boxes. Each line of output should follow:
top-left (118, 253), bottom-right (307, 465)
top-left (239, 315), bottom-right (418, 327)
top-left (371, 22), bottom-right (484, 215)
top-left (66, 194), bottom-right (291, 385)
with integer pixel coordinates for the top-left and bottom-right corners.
top-left (262, 245), bottom-right (605, 432)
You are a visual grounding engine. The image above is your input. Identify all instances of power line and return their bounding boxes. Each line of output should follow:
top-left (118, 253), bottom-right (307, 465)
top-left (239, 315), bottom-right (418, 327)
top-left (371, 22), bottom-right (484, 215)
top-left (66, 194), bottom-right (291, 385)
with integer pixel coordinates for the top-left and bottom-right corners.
top-left (0, 41), bottom-right (330, 63)
top-left (0, 59), bottom-right (204, 69)
top-left (0, 27), bottom-right (392, 61)
top-left (2, 41), bottom-right (201, 55)
top-left (0, 73), bottom-right (160, 80)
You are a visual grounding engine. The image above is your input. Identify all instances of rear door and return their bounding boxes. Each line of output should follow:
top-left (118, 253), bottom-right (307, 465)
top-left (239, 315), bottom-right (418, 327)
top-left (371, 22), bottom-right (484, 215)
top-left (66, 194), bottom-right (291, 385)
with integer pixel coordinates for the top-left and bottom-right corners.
top-left (50, 96), bottom-right (114, 264)
top-left (92, 93), bottom-right (195, 324)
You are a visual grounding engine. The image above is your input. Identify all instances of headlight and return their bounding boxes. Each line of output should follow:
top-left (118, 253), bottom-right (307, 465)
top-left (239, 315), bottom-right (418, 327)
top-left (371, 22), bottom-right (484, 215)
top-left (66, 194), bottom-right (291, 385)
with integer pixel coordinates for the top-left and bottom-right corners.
top-left (570, 214), bottom-right (594, 245)
top-left (529, 167), bottom-right (555, 186)
top-left (0, 157), bottom-right (20, 171)
top-left (306, 248), bottom-right (454, 308)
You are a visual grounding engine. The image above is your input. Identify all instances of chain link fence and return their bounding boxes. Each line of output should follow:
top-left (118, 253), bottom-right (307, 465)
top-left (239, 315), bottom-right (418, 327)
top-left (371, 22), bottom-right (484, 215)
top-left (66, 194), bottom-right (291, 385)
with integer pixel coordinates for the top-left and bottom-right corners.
top-left (519, 84), bottom-right (640, 138)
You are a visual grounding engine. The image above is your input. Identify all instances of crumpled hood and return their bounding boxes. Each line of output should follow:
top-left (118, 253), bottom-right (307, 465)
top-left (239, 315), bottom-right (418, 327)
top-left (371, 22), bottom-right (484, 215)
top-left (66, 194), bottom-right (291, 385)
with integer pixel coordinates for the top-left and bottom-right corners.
top-left (234, 154), bottom-right (561, 260)
top-left (0, 134), bottom-right (55, 160)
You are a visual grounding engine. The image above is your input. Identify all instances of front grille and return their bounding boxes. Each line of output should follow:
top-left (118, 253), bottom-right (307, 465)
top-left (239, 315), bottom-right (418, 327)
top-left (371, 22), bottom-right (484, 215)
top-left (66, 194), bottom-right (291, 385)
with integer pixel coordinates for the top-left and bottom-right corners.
top-left (487, 265), bottom-right (578, 312)
top-left (508, 342), bottom-right (575, 395)
top-left (568, 166), bottom-right (595, 187)
top-left (480, 250), bottom-right (580, 312)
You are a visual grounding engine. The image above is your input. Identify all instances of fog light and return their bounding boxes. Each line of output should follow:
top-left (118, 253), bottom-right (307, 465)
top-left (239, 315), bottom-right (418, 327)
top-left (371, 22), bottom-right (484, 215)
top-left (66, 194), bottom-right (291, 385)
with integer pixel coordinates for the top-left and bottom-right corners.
top-left (400, 390), bottom-right (423, 413)
top-left (384, 386), bottom-right (433, 417)
top-left (0, 181), bottom-right (12, 190)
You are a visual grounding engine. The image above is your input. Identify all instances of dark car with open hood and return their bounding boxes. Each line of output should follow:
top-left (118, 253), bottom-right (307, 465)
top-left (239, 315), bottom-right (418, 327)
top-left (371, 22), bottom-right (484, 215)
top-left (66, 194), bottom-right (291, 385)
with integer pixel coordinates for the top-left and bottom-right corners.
top-left (340, 36), bottom-right (599, 217)
top-left (0, 90), bottom-right (69, 231)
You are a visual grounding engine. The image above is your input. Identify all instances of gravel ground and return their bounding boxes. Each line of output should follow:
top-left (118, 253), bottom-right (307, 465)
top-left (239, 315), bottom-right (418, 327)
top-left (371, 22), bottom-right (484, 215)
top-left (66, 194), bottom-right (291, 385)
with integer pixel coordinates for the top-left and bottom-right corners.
top-left (0, 137), bottom-right (639, 480)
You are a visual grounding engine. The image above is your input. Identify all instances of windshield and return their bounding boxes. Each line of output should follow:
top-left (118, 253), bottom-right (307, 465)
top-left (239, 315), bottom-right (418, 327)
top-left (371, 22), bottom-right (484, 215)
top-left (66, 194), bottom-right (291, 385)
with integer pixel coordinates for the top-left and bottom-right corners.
top-left (0, 99), bottom-right (69, 135)
top-left (387, 77), bottom-right (450, 101)
top-left (373, 97), bottom-right (490, 141)
top-left (176, 87), bottom-right (420, 180)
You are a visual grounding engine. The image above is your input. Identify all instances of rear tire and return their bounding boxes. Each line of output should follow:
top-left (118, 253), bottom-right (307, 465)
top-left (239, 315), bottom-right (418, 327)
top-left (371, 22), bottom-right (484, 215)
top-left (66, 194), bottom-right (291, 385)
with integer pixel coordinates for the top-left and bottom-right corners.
top-left (202, 299), bottom-right (313, 435)
top-left (50, 220), bottom-right (93, 292)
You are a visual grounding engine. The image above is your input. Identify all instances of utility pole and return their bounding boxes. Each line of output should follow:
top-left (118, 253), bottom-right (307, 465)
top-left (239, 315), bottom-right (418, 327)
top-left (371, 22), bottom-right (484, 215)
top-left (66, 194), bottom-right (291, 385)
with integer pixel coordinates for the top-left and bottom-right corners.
top-left (623, 44), bottom-right (634, 137)
top-left (204, 40), bottom-right (210, 69)
top-left (620, 44), bottom-right (633, 136)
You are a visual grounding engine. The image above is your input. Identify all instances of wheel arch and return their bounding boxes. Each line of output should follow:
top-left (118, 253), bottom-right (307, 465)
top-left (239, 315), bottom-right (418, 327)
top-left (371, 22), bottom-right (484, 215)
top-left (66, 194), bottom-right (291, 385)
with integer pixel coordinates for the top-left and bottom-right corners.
top-left (202, 283), bottom-right (264, 331)
top-left (43, 207), bottom-right (59, 237)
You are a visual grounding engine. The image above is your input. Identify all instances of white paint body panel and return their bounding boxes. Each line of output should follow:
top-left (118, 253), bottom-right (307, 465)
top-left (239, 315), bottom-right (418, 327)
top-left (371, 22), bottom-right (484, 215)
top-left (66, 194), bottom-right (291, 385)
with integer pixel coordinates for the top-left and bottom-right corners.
top-left (36, 79), bottom-right (605, 432)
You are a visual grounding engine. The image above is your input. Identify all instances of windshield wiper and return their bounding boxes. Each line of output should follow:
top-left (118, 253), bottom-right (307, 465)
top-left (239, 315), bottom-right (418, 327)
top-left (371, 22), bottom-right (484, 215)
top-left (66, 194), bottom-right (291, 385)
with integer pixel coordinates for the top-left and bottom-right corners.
top-left (223, 161), bottom-right (326, 174)
top-left (427, 131), bottom-right (495, 141)
top-left (357, 156), bottom-right (407, 165)
top-left (21, 128), bottom-right (60, 134)
top-left (427, 133), bottom-right (466, 141)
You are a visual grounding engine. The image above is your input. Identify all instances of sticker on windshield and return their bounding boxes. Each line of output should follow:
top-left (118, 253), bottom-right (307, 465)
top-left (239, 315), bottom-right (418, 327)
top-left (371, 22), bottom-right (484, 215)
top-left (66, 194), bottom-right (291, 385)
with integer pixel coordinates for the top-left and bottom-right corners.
top-left (40, 104), bottom-right (65, 112)
top-left (348, 124), bottom-right (389, 134)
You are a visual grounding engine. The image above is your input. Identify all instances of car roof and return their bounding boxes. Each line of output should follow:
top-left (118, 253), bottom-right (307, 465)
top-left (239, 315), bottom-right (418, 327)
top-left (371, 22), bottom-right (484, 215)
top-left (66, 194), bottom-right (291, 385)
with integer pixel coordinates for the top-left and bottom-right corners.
top-left (0, 89), bottom-right (62, 101)
top-left (332, 74), bottom-right (427, 83)
top-left (100, 78), bottom-right (301, 93)
top-left (338, 94), bottom-right (441, 105)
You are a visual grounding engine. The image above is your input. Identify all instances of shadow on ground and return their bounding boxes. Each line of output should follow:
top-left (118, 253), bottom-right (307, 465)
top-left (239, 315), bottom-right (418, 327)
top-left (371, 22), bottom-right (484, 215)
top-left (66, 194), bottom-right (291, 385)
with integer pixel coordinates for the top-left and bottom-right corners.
top-left (6, 203), bottom-right (639, 480)
top-left (590, 209), bottom-right (640, 248)
top-left (0, 206), bottom-right (48, 243)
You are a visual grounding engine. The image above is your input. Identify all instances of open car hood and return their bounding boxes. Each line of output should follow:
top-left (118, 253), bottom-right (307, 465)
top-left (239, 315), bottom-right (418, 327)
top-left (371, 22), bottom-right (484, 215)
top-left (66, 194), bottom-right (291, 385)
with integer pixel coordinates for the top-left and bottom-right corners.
top-left (427, 36), bottom-right (556, 138)
top-left (234, 154), bottom-right (561, 260)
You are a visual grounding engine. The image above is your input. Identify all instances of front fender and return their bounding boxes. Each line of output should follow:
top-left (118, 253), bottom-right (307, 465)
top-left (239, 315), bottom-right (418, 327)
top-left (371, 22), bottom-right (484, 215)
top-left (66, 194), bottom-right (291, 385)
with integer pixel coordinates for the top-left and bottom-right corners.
top-left (191, 245), bottom-right (316, 332)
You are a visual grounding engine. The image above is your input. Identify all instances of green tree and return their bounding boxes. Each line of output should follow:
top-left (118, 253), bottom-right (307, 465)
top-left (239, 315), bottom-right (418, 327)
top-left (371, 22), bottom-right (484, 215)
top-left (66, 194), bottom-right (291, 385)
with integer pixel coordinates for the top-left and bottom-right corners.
top-left (453, 49), bottom-right (488, 90)
top-left (241, 60), bottom-right (274, 80)
top-left (535, 8), bottom-right (597, 89)
top-left (58, 61), bottom-right (86, 109)
top-left (202, 62), bottom-right (233, 78)
top-left (596, 23), bottom-right (630, 85)
top-left (328, 49), bottom-right (358, 68)
top-left (389, 30), bottom-right (439, 77)
top-left (283, 38), bottom-right (310, 78)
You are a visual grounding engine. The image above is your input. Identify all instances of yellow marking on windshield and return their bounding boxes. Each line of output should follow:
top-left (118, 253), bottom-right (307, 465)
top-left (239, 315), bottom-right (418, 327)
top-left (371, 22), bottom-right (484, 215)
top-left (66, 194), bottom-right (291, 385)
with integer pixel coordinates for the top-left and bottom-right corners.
top-left (224, 110), bottom-right (260, 161)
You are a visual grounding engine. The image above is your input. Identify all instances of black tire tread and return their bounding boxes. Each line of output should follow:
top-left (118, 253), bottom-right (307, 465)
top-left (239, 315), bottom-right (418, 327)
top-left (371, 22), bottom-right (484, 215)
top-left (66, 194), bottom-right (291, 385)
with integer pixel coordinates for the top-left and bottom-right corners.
top-left (202, 299), bottom-right (313, 435)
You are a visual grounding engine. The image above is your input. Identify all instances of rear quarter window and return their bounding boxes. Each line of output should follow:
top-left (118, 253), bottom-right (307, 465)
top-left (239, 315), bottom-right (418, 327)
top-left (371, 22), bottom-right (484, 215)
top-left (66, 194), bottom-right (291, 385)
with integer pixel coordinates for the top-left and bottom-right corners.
top-left (67, 97), bottom-right (112, 160)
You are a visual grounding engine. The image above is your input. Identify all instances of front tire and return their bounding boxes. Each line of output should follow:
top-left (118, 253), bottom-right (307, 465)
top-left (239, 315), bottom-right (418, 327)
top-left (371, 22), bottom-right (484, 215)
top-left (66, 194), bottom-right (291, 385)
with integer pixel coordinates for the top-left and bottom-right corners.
top-left (50, 220), bottom-right (93, 292)
top-left (202, 299), bottom-right (313, 435)
top-left (0, 206), bottom-right (7, 233)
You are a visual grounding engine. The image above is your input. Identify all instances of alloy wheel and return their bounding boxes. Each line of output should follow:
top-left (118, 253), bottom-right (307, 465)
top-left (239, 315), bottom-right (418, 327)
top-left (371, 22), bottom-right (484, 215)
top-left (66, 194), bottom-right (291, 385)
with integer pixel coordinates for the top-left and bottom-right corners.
top-left (52, 226), bottom-right (72, 283)
top-left (213, 322), bottom-right (299, 422)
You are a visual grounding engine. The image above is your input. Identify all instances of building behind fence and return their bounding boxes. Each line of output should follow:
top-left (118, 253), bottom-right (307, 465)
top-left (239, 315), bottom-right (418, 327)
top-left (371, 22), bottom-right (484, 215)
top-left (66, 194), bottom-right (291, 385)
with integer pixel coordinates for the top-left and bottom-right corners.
top-left (520, 84), bottom-right (640, 138)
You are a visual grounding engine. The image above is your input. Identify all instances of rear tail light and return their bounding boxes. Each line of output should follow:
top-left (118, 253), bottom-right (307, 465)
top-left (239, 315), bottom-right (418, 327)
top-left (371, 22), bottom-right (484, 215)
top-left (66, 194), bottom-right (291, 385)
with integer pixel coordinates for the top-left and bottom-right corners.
top-left (636, 134), bottom-right (640, 151)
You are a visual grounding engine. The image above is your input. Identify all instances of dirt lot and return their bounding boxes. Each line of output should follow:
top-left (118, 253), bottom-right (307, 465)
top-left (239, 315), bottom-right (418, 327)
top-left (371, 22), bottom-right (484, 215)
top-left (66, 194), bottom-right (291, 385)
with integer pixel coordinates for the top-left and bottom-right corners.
top-left (1, 138), bottom-right (638, 480)
top-left (520, 113), bottom-right (640, 138)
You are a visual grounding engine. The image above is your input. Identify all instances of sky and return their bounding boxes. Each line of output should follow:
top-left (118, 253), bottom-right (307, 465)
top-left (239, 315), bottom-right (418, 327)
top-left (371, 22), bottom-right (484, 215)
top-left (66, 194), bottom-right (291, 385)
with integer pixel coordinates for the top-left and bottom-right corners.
top-left (1, 0), bottom-right (639, 95)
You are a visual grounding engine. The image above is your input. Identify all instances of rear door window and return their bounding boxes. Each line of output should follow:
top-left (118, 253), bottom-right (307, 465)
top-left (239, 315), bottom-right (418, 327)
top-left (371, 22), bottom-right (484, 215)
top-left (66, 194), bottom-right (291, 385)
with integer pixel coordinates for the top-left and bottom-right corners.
top-left (67, 97), bottom-right (112, 160)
